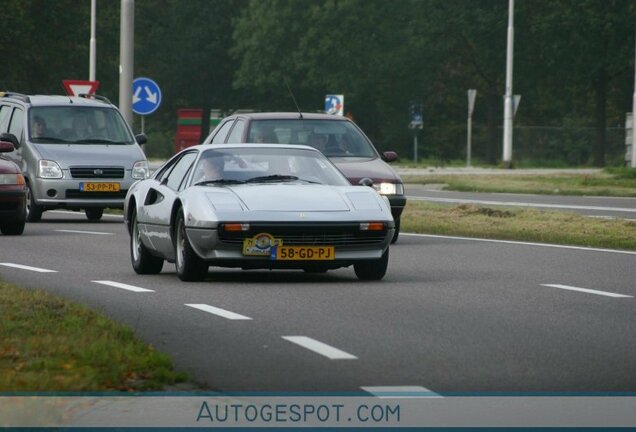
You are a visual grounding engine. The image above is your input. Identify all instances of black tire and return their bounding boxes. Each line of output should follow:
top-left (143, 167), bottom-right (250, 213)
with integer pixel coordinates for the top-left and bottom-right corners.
top-left (26, 183), bottom-right (43, 222)
top-left (174, 211), bottom-right (208, 281)
top-left (390, 217), bottom-right (400, 244)
top-left (85, 207), bottom-right (104, 221)
top-left (130, 209), bottom-right (164, 274)
top-left (0, 220), bottom-right (25, 235)
top-left (354, 248), bottom-right (389, 281)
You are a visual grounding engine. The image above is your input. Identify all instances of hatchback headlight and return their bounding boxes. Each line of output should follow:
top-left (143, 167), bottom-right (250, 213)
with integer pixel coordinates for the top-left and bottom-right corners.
top-left (38, 160), bottom-right (63, 179)
top-left (374, 182), bottom-right (403, 195)
top-left (132, 160), bottom-right (149, 179)
top-left (0, 173), bottom-right (25, 185)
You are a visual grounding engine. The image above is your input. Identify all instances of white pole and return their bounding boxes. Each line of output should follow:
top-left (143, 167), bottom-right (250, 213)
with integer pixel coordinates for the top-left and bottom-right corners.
top-left (632, 18), bottom-right (636, 167)
top-left (502, 0), bottom-right (514, 168)
top-left (89, 0), bottom-right (96, 81)
top-left (467, 89), bottom-right (477, 167)
top-left (119, 0), bottom-right (134, 128)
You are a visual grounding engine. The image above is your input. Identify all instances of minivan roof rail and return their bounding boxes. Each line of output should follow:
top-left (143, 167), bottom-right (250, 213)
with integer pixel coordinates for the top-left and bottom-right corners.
top-left (78, 93), bottom-right (111, 104)
top-left (0, 91), bottom-right (31, 103)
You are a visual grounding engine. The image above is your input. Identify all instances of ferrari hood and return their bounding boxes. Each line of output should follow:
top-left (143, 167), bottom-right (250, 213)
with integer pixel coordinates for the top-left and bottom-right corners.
top-left (229, 184), bottom-right (351, 211)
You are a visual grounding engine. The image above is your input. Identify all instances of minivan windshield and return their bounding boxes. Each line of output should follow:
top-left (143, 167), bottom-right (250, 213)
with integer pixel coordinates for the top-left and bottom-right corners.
top-left (29, 107), bottom-right (135, 144)
top-left (247, 119), bottom-right (378, 158)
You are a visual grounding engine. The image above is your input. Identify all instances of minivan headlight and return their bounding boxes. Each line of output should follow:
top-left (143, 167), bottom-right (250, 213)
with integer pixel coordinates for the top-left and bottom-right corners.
top-left (374, 182), bottom-right (403, 195)
top-left (38, 160), bottom-right (63, 179)
top-left (132, 160), bottom-right (149, 179)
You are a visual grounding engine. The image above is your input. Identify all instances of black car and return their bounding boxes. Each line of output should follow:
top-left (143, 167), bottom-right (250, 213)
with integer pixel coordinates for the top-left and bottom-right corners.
top-left (203, 112), bottom-right (406, 243)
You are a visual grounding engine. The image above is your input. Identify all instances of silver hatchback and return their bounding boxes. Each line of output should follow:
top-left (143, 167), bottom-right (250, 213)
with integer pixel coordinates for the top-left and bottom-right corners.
top-left (0, 93), bottom-right (149, 221)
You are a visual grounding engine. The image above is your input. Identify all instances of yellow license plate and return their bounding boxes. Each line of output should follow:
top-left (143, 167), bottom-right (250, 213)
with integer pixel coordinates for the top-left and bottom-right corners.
top-left (275, 246), bottom-right (335, 261)
top-left (80, 182), bottom-right (120, 192)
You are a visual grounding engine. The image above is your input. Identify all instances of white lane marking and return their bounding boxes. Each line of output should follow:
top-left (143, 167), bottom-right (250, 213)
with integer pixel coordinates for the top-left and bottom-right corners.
top-left (407, 196), bottom-right (636, 213)
top-left (401, 233), bottom-right (636, 256)
top-left (361, 386), bottom-right (442, 398)
top-left (282, 336), bottom-right (357, 360)
top-left (92, 280), bottom-right (154, 293)
top-left (49, 210), bottom-right (124, 219)
top-left (185, 303), bottom-right (252, 320)
top-left (0, 263), bottom-right (58, 273)
top-left (56, 229), bottom-right (113, 236)
top-left (541, 284), bottom-right (633, 298)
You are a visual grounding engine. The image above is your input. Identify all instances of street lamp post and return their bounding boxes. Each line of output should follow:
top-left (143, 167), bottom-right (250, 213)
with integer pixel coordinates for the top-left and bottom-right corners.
top-left (119, 0), bottom-right (134, 128)
top-left (502, 0), bottom-right (515, 168)
top-left (89, 0), bottom-right (96, 82)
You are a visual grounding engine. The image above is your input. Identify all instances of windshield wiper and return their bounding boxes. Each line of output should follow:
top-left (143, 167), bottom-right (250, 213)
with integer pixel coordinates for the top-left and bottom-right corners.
top-left (195, 179), bottom-right (245, 186)
top-left (76, 138), bottom-right (127, 144)
top-left (245, 175), bottom-right (299, 183)
top-left (31, 136), bottom-right (73, 143)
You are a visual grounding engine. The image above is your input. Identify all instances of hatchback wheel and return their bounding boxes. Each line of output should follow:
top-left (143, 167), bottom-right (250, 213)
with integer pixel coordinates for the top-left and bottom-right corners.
top-left (174, 211), bottom-right (208, 281)
top-left (354, 248), bottom-right (389, 281)
top-left (130, 208), bottom-right (163, 274)
top-left (25, 183), bottom-right (43, 222)
top-left (390, 217), bottom-right (400, 244)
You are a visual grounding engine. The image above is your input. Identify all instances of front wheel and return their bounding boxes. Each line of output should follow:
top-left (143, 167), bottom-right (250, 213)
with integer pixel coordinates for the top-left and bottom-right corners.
top-left (130, 209), bottom-right (164, 274)
top-left (354, 248), bottom-right (389, 281)
top-left (174, 211), bottom-right (208, 281)
top-left (26, 183), bottom-right (43, 222)
top-left (390, 217), bottom-right (400, 244)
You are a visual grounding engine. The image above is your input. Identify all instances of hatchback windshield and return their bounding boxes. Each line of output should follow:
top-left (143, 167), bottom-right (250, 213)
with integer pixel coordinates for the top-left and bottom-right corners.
top-left (29, 107), bottom-right (135, 144)
top-left (192, 147), bottom-right (351, 187)
top-left (247, 119), bottom-right (377, 158)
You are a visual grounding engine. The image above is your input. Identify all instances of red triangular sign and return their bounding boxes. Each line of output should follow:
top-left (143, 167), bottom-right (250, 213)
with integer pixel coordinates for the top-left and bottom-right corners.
top-left (62, 80), bottom-right (100, 96)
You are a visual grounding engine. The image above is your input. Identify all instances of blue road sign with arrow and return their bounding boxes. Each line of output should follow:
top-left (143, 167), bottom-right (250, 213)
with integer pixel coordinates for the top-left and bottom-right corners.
top-left (132, 77), bottom-right (162, 116)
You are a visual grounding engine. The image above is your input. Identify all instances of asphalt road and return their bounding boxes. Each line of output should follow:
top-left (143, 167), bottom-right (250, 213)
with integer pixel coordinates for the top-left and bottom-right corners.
top-left (1, 210), bottom-right (635, 393)
top-left (406, 184), bottom-right (636, 219)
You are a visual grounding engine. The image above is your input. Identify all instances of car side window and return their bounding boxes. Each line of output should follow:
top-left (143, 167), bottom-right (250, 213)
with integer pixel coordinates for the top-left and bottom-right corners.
top-left (0, 105), bottom-right (13, 133)
top-left (8, 108), bottom-right (24, 143)
top-left (165, 152), bottom-right (197, 190)
top-left (226, 119), bottom-right (245, 143)
top-left (211, 120), bottom-right (234, 144)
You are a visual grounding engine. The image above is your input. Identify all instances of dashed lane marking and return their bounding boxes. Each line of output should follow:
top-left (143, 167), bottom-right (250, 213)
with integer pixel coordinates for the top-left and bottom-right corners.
top-left (541, 284), bottom-right (632, 298)
top-left (92, 280), bottom-right (155, 293)
top-left (56, 229), bottom-right (113, 235)
top-left (185, 303), bottom-right (252, 320)
top-left (282, 336), bottom-right (357, 360)
top-left (0, 263), bottom-right (58, 273)
top-left (361, 386), bottom-right (443, 398)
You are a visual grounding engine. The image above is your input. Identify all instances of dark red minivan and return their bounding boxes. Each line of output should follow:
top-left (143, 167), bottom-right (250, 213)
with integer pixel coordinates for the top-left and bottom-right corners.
top-left (0, 138), bottom-right (26, 235)
top-left (203, 112), bottom-right (406, 243)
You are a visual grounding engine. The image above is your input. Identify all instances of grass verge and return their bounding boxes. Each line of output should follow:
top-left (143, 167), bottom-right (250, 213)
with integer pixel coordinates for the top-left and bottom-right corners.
top-left (402, 172), bottom-right (636, 196)
top-left (402, 201), bottom-right (636, 251)
top-left (0, 281), bottom-right (188, 391)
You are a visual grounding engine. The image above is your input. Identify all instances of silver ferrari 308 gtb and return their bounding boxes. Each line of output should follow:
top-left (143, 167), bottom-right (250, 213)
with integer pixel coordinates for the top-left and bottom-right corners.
top-left (123, 144), bottom-right (394, 281)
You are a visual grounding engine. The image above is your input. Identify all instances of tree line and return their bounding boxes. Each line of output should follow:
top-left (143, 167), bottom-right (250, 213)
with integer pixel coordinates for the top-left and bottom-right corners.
top-left (1, 0), bottom-right (634, 166)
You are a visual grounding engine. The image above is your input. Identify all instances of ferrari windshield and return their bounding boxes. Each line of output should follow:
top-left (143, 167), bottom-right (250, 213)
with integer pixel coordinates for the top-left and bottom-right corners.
top-left (29, 106), bottom-right (135, 144)
top-left (247, 119), bottom-right (378, 158)
top-left (192, 147), bottom-right (351, 186)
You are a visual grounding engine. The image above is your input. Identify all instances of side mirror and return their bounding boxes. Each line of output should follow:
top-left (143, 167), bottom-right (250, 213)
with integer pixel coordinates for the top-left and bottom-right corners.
top-left (358, 177), bottom-right (374, 188)
top-left (135, 134), bottom-right (148, 145)
top-left (382, 151), bottom-right (398, 162)
top-left (0, 140), bottom-right (15, 153)
top-left (0, 133), bottom-right (19, 148)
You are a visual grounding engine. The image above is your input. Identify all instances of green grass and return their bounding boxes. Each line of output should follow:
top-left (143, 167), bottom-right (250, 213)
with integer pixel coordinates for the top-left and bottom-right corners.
top-left (403, 172), bottom-right (636, 196)
top-left (0, 281), bottom-right (188, 391)
top-left (402, 201), bottom-right (636, 250)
